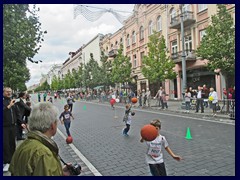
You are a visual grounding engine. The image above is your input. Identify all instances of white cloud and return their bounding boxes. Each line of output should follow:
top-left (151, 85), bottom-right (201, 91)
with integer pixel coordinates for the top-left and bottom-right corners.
top-left (26, 4), bottom-right (134, 87)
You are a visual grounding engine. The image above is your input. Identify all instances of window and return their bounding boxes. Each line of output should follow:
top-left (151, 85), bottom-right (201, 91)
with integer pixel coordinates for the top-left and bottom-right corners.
top-left (171, 41), bottom-right (178, 57)
top-left (133, 54), bottom-right (137, 67)
top-left (132, 31), bottom-right (136, 44)
top-left (140, 26), bottom-right (144, 40)
top-left (148, 21), bottom-right (153, 36)
top-left (140, 52), bottom-right (145, 65)
top-left (111, 44), bottom-right (113, 48)
top-left (115, 41), bottom-right (118, 45)
top-left (198, 4), bottom-right (207, 12)
top-left (157, 16), bottom-right (162, 32)
top-left (182, 4), bottom-right (190, 12)
top-left (185, 35), bottom-right (192, 55)
top-left (199, 30), bottom-right (206, 41)
top-left (170, 8), bottom-right (176, 23)
top-left (127, 34), bottom-right (130, 46)
top-left (120, 38), bottom-right (123, 44)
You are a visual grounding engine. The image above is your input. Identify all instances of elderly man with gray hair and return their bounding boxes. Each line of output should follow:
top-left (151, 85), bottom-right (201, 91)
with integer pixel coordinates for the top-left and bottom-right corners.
top-left (9, 102), bottom-right (72, 176)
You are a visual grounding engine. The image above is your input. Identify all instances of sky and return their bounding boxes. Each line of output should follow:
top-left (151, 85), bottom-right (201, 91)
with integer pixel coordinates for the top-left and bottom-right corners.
top-left (26, 4), bottom-right (135, 88)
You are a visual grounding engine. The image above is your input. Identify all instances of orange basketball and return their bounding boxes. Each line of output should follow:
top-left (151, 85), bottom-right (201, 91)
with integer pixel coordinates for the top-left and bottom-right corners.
top-left (66, 136), bottom-right (73, 144)
top-left (131, 97), bottom-right (138, 104)
top-left (140, 124), bottom-right (158, 141)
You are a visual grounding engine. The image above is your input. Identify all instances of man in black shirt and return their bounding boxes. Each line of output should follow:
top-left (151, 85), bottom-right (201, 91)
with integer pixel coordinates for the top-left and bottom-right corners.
top-left (3, 87), bottom-right (26, 172)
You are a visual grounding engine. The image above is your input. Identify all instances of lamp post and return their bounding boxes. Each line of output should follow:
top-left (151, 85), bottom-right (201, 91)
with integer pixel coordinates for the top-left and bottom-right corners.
top-left (180, 4), bottom-right (187, 97)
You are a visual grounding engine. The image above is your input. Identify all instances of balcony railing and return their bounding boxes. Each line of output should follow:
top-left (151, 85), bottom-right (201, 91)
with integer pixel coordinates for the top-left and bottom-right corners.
top-left (108, 49), bottom-right (118, 57)
top-left (171, 49), bottom-right (196, 63)
top-left (169, 11), bottom-right (196, 29)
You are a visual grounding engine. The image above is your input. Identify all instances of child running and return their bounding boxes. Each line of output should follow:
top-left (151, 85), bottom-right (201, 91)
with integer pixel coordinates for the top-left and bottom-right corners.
top-left (140, 119), bottom-right (182, 176)
top-left (59, 104), bottom-right (74, 137)
top-left (122, 104), bottom-right (135, 136)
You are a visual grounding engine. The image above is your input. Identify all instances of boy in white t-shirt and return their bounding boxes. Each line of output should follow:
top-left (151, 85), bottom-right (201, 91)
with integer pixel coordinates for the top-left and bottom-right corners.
top-left (140, 119), bottom-right (182, 176)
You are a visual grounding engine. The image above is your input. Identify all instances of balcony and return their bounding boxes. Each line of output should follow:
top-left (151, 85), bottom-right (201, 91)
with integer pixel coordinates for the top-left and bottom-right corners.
top-left (108, 49), bottom-right (118, 57)
top-left (171, 50), bottom-right (196, 63)
top-left (169, 11), bottom-right (196, 29)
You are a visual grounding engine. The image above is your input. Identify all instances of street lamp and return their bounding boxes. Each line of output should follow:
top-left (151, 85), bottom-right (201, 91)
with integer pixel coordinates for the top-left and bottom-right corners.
top-left (180, 4), bottom-right (187, 98)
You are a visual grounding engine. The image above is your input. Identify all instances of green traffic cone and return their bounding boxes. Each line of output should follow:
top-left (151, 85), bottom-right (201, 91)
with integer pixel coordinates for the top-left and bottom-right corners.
top-left (185, 127), bottom-right (192, 140)
top-left (83, 105), bottom-right (86, 110)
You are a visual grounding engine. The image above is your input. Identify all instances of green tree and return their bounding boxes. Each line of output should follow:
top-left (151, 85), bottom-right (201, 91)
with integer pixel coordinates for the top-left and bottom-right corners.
top-left (3, 4), bottom-right (47, 90)
top-left (51, 75), bottom-right (59, 90)
top-left (141, 31), bottom-right (177, 84)
top-left (83, 53), bottom-right (102, 89)
top-left (99, 51), bottom-right (114, 89)
top-left (196, 4), bottom-right (235, 96)
top-left (111, 44), bottom-right (132, 84)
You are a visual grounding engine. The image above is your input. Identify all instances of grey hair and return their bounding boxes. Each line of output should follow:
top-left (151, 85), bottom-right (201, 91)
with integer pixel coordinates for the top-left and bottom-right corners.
top-left (28, 102), bottom-right (59, 133)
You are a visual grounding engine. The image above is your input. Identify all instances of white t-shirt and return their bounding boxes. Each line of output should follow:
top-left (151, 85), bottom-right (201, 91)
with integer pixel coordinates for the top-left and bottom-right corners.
top-left (126, 112), bottom-right (132, 125)
top-left (145, 135), bottom-right (169, 164)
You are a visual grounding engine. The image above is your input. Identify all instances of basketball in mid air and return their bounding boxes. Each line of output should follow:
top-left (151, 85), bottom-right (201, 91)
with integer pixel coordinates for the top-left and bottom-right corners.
top-left (131, 97), bottom-right (138, 104)
top-left (140, 124), bottom-right (158, 141)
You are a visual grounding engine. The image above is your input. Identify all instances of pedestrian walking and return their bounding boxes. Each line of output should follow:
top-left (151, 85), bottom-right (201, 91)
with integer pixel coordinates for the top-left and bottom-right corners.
top-left (43, 92), bottom-right (47, 102)
top-left (38, 92), bottom-right (41, 102)
top-left (140, 119), bottom-right (182, 176)
top-left (59, 104), bottom-right (74, 137)
top-left (122, 104), bottom-right (135, 136)
top-left (184, 88), bottom-right (191, 113)
top-left (9, 102), bottom-right (72, 176)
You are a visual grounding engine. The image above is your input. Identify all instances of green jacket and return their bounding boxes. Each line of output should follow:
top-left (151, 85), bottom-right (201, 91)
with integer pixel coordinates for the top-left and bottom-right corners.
top-left (9, 131), bottom-right (63, 176)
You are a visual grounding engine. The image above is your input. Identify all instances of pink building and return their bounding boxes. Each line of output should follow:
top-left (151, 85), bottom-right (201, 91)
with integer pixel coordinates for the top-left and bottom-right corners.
top-left (101, 4), bottom-right (235, 100)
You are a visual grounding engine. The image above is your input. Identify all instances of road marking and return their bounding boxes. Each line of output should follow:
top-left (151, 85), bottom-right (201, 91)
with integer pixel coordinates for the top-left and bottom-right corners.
top-left (79, 101), bottom-right (235, 126)
top-left (31, 98), bottom-right (102, 176)
top-left (57, 129), bottom-right (102, 176)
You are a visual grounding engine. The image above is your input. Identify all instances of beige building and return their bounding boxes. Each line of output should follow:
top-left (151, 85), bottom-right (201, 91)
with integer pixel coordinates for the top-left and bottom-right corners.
top-left (101, 4), bottom-right (235, 99)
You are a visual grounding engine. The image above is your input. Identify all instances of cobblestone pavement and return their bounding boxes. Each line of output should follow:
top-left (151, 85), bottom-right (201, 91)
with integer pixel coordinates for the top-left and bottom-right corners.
top-left (4, 95), bottom-right (235, 176)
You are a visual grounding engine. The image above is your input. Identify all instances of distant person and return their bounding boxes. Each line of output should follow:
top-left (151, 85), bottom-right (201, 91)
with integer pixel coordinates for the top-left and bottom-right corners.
top-left (140, 119), bottom-right (182, 176)
top-left (9, 102), bottom-right (72, 176)
top-left (66, 93), bottom-right (75, 112)
top-left (208, 87), bottom-right (218, 117)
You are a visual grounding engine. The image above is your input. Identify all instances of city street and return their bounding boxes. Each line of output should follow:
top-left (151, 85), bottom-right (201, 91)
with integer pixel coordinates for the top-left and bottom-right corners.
top-left (32, 95), bottom-right (235, 176)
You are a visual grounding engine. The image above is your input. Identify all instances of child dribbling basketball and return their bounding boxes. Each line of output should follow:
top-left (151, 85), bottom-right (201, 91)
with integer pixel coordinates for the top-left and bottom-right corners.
top-left (122, 104), bottom-right (135, 136)
top-left (140, 119), bottom-right (182, 176)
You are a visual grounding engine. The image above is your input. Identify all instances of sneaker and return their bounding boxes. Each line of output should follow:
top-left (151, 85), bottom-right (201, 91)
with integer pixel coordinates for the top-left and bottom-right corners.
top-left (3, 163), bottom-right (10, 172)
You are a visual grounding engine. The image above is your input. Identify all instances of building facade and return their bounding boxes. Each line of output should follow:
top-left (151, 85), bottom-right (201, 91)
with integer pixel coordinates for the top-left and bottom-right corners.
top-left (101, 4), bottom-right (235, 100)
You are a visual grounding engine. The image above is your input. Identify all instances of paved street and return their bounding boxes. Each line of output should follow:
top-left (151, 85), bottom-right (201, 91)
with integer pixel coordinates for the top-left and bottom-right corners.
top-left (4, 95), bottom-right (235, 176)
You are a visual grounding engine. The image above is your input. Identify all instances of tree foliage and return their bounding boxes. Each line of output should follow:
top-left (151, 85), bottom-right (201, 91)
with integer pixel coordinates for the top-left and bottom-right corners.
top-left (3, 4), bottom-right (46, 90)
top-left (142, 31), bottom-right (177, 83)
top-left (111, 44), bottom-right (132, 83)
top-left (196, 4), bottom-right (235, 77)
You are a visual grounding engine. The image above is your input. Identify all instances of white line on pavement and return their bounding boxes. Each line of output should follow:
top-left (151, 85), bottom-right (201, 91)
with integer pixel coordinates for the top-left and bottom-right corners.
top-left (57, 129), bottom-right (102, 176)
top-left (31, 98), bottom-right (102, 176)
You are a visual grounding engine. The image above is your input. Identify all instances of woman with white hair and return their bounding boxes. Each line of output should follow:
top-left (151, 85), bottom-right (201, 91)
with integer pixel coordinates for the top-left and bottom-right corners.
top-left (9, 102), bottom-right (72, 176)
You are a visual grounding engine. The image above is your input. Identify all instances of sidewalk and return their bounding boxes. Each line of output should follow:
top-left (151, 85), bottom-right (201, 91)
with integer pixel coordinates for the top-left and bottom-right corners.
top-left (83, 98), bottom-right (234, 123)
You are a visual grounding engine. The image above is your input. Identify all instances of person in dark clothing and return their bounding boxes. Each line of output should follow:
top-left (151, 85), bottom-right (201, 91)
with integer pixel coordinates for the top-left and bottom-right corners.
top-left (3, 87), bottom-right (26, 172)
top-left (15, 92), bottom-right (31, 140)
